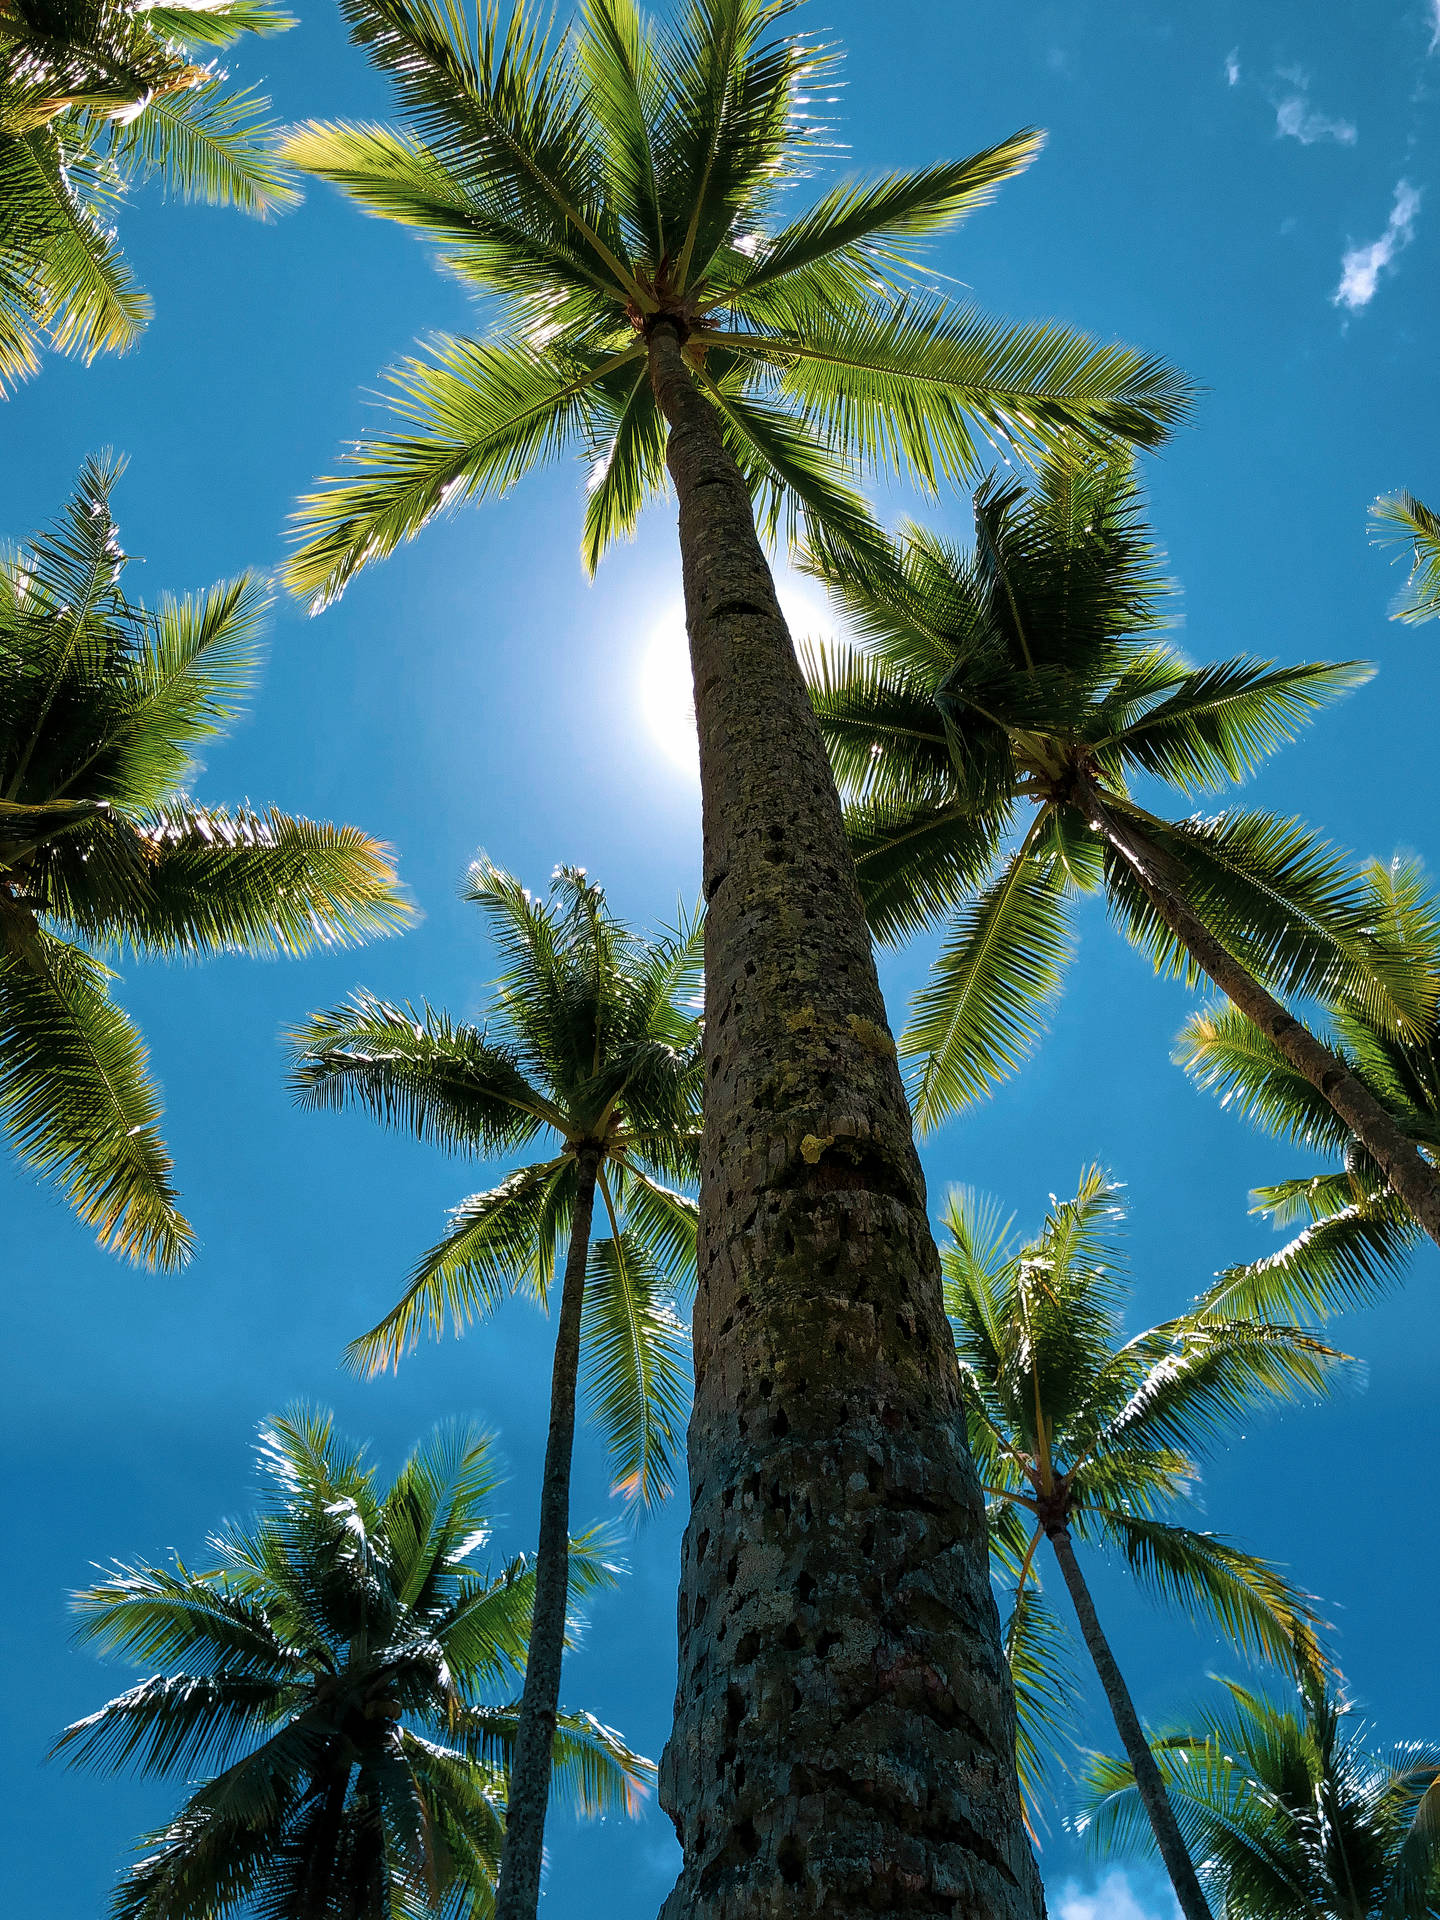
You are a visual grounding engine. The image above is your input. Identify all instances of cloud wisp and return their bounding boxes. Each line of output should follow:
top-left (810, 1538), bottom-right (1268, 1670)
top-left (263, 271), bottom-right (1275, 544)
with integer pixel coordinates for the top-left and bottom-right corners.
top-left (1334, 180), bottom-right (1423, 310)
top-left (1225, 47), bottom-right (1240, 87)
top-left (1275, 91), bottom-right (1357, 145)
top-left (1056, 1870), bottom-right (1182, 1920)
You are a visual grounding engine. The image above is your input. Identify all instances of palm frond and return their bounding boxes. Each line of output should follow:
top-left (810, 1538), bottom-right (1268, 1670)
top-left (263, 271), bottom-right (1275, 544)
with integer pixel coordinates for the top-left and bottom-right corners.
top-left (112, 805), bottom-right (411, 957)
top-left (110, 76), bottom-right (298, 214)
top-left (347, 1156), bottom-right (574, 1374)
top-left (289, 994), bottom-right (555, 1151)
top-left (715, 131), bottom-right (1044, 306)
top-left (286, 334), bottom-right (639, 609)
top-left (1372, 489), bottom-right (1440, 624)
top-left (1174, 1001), bottom-right (1355, 1156)
top-left (580, 1229), bottom-right (690, 1509)
top-left (0, 934), bottom-right (189, 1267)
top-left (1096, 1513), bottom-right (1329, 1679)
top-left (1003, 1582), bottom-right (1082, 1828)
top-left (904, 833), bottom-right (1074, 1128)
top-left (713, 294), bottom-right (1194, 491)
top-left (1195, 1199), bottom-right (1417, 1325)
top-left (1104, 657), bottom-right (1372, 796)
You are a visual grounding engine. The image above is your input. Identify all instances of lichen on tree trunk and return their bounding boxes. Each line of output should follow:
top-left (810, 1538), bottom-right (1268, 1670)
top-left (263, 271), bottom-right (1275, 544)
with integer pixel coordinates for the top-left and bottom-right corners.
top-left (647, 318), bottom-right (1044, 1920)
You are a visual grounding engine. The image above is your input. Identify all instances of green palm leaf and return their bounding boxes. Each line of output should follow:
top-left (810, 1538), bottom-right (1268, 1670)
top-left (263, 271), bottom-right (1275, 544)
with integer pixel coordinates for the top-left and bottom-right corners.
top-left (288, 333), bottom-right (641, 608)
top-left (580, 1228), bottom-right (690, 1507)
top-left (905, 830), bottom-right (1074, 1129)
top-left (57, 1407), bottom-right (648, 1920)
top-left (347, 1157), bottom-right (574, 1374)
top-left (1372, 489), bottom-right (1440, 624)
top-left (0, 934), bottom-right (189, 1267)
top-left (1103, 657), bottom-right (1373, 796)
top-left (1094, 1514), bottom-right (1328, 1680)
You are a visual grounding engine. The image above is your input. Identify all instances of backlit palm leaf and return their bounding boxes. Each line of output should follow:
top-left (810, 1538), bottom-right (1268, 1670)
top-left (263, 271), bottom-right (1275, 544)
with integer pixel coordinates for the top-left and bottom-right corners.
top-left (1372, 489), bottom-right (1440, 625)
top-left (1180, 855), bottom-right (1440, 1323)
top-left (57, 1411), bottom-right (646, 1920)
top-left (0, 465), bottom-right (407, 1266)
top-left (284, 0), bottom-right (1191, 599)
top-left (1077, 1678), bottom-right (1440, 1920)
top-left (581, 1229), bottom-right (689, 1507)
top-left (0, 934), bottom-right (189, 1266)
top-left (941, 1171), bottom-right (1348, 1829)
top-left (0, 0), bottom-right (294, 381)
top-left (906, 833), bottom-right (1074, 1128)
top-left (803, 453), bottom-right (1395, 1143)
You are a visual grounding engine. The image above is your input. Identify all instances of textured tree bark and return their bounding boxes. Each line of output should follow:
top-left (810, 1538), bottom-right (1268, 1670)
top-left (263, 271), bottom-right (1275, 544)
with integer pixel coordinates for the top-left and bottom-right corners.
top-left (493, 1149), bottom-right (599, 1920)
top-left (647, 318), bottom-right (1044, 1920)
top-left (1088, 796), bottom-right (1440, 1251)
top-left (1046, 1528), bottom-right (1212, 1920)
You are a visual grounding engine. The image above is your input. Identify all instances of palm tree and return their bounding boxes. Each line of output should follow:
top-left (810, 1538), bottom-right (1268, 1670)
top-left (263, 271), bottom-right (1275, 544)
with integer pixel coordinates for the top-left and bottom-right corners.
top-left (1177, 856), bottom-right (1440, 1324)
top-left (942, 1167), bottom-right (1351, 1920)
top-left (55, 1406), bottom-right (652, 1920)
top-left (0, 0), bottom-right (296, 390)
top-left (1372, 491), bottom-right (1440, 624)
top-left (1077, 1676), bottom-right (1440, 1919)
top-left (0, 457), bottom-right (408, 1268)
top-left (805, 451), bottom-right (1440, 1248)
top-left (282, 4), bottom-right (1191, 1906)
top-left (290, 859), bottom-right (700, 1920)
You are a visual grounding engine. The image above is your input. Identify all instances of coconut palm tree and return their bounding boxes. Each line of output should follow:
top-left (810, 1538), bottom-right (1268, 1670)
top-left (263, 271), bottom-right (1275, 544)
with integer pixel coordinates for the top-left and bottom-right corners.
top-left (0, 0), bottom-right (296, 390)
top-left (55, 1406), bottom-right (652, 1920)
top-left (805, 450), bottom-right (1440, 1249)
top-left (0, 456), bottom-right (408, 1269)
top-left (282, 4), bottom-right (1191, 1907)
top-left (1372, 491), bottom-right (1440, 624)
top-left (942, 1167), bottom-right (1351, 1920)
top-left (290, 859), bottom-right (699, 1920)
top-left (1177, 856), bottom-right (1440, 1324)
top-left (1077, 1676), bottom-right (1440, 1919)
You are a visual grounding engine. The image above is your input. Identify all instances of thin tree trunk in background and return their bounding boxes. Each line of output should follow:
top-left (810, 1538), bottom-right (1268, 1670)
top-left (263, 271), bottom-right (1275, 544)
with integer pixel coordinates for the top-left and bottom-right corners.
top-left (493, 1150), bottom-right (599, 1920)
top-left (1047, 1527), bottom-right (1213, 1920)
top-left (647, 317), bottom-right (1043, 1920)
top-left (1089, 796), bottom-right (1440, 1250)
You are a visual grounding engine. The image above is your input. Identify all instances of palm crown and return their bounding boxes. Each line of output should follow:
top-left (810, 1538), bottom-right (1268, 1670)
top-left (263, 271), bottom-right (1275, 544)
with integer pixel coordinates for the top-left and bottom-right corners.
top-left (1372, 490), bottom-right (1440, 625)
top-left (0, 457), bottom-right (408, 1269)
top-left (806, 451), bottom-right (1413, 1130)
top-left (943, 1170), bottom-right (1347, 1816)
top-left (1078, 1677), bottom-right (1440, 1919)
top-left (291, 859), bottom-right (701, 1508)
top-left (0, 0), bottom-right (296, 389)
top-left (1179, 855), bottom-right (1440, 1325)
top-left (55, 1408), bottom-right (651, 1920)
top-left (283, 0), bottom-right (1192, 604)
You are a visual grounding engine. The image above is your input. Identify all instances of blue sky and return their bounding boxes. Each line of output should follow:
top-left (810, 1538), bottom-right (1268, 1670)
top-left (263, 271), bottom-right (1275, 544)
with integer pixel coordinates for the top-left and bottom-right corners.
top-left (4, 4), bottom-right (1440, 1916)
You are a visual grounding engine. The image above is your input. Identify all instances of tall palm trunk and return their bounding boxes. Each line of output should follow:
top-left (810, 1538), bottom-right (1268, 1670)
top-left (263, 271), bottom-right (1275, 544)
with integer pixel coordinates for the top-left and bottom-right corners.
top-left (1087, 790), bottom-right (1440, 1248)
top-left (494, 1148), bottom-right (600, 1920)
top-left (1046, 1525), bottom-right (1213, 1920)
top-left (646, 317), bottom-right (1042, 1920)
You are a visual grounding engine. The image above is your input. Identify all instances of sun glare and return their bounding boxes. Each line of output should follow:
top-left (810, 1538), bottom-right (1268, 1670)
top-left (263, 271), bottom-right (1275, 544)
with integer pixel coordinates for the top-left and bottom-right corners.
top-left (638, 580), bottom-right (838, 780)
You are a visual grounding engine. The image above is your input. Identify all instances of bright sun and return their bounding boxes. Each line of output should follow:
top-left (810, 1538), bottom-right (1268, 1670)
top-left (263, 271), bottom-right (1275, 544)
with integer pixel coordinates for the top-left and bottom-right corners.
top-left (638, 580), bottom-right (838, 779)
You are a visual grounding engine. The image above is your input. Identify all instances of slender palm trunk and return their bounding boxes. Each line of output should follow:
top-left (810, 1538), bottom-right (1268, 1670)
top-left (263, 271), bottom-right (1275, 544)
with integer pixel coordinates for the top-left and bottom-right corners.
top-left (646, 316), bottom-right (1042, 1920)
top-left (1047, 1526), bottom-right (1213, 1920)
top-left (1089, 794), bottom-right (1440, 1249)
top-left (493, 1149), bottom-right (599, 1920)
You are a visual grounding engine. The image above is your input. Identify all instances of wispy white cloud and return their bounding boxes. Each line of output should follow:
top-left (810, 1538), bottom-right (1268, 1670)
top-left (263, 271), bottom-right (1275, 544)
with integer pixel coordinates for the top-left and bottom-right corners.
top-left (1056, 1870), bottom-right (1181, 1920)
top-left (1225, 46), bottom-right (1241, 86)
top-left (1334, 179), bottom-right (1423, 310)
top-left (1275, 91), bottom-right (1357, 145)
top-left (1430, 0), bottom-right (1440, 53)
